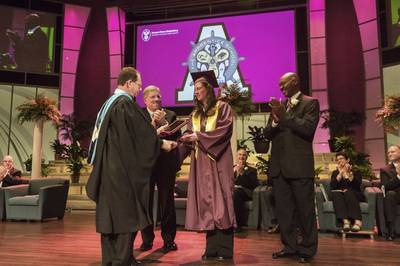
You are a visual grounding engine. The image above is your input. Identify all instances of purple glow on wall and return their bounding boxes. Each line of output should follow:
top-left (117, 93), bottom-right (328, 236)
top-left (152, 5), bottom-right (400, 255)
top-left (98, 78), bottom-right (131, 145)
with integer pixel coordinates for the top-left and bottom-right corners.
top-left (310, 11), bottom-right (325, 37)
top-left (64, 4), bottom-right (90, 27)
top-left (310, 38), bottom-right (326, 64)
top-left (108, 31), bottom-right (122, 55)
top-left (311, 65), bottom-right (327, 89)
top-left (61, 73), bottom-right (76, 97)
top-left (309, 0), bottom-right (325, 11)
top-left (60, 98), bottom-right (74, 115)
top-left (365, 79), bottom-right (382, 108)
top-left (62, 50), bottom-right (79, 74)
top-left (363, 49), bottom-right (380, 79)
top-left (109, 55), bottom-right (122, 78)
top-left (63, 27), bottom-right (84, 50)
top-left (106, 7), bottom-right (120, 31)
top-left (359, 21), bottom-right (378, 51)
top-left (352, 0), bottom-right (377, 24)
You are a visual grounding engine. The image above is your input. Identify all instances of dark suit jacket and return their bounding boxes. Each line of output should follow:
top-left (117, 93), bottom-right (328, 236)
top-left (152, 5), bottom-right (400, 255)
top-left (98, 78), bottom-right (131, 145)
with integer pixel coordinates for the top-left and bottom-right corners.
top-left (1, 174), bottom-right (28, 187)
top-left (265, 93), bottom-right (320, 179)
top-left (234, 165), bottom-right (259, 199)
top-left (9, 168), bottom-right (22, 178)
top-left (380, 163), bottom-right (400, 193)
top-left (143, 108), bottom-right (181, 185)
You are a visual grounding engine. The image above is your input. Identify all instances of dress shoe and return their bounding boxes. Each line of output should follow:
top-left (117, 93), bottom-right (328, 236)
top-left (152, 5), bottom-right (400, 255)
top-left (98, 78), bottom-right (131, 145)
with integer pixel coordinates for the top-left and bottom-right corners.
top-left (139, 242), bottom-right (153, 251)
top-left (216, 256), bottom-right (233, 262)
top-left (267, 224), bottom-right (279, 234)
top-left (201, 254), bottom-right (217, 261)
top-left (299, 256), bottom-right (312, 263)
top-left (130, 258), bottom-right (141, 265)
top-left (343, 223), bottom-right (351, 232)
top-left (162, 242), bottom-right (178, 252)
top-left (272, 250), bottom-right (296, 259)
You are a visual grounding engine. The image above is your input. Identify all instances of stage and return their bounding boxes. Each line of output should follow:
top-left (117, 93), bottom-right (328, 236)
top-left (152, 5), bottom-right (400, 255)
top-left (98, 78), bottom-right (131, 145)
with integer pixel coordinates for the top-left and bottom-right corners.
top-left (0, 212), bottom-right (399, 265)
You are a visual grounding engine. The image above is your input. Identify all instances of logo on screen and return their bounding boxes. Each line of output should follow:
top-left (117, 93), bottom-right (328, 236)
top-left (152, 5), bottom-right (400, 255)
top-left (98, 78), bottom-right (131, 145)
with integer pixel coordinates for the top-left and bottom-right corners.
top-left (142, 29), bottom-right (151, 42)
top-left (176, 24), bottom-right (248, 103)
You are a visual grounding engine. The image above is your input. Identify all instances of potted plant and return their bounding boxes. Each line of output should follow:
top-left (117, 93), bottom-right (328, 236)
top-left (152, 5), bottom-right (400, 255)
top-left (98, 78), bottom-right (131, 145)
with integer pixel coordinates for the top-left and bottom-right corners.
top-left (50, 139), bottom-right (67, 160)
top-left (24, 154), bottom-right (32, 172)
top-left (255, 155), bottom-right (270, 175)
top-left (219, 83), bottom-right (255, 116)
top-left (64, 141), bottom-right (87, 183)
top-left (375, 95), bottom-right (400, 132)
top-left (247, 126), bottom-right (270, 153)
top-left (16, 94), bottom-right (61, 178)
top-left (334, 136), bottom-right (375, 180)
top-left (320, 109), bottom-right (364, 152)
top-left (58, 113), bottom-right (94, 143)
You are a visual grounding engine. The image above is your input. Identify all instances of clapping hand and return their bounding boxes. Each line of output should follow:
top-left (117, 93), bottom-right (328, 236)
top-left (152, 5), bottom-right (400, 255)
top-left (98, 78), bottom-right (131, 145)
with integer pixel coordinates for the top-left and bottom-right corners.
top-left (268, 97), bottom-right (285, 122)
top-left (153, 109), bottom-right (167, 126)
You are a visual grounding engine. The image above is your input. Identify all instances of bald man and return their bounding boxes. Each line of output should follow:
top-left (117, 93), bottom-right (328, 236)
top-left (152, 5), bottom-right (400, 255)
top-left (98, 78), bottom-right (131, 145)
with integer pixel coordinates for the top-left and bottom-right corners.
top-left (265, 72), bottom-right (320, 263)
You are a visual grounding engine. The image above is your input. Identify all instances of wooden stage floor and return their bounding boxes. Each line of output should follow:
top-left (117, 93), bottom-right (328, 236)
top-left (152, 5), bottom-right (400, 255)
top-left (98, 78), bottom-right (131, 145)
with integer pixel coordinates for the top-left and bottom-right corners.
top-left (0, 212), bottom-right (399, 265)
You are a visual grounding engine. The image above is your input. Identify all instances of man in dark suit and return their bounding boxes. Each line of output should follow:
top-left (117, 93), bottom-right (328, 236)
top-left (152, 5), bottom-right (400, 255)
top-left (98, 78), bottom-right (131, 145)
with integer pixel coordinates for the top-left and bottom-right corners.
top-left (233, 148), bottom-right (259, 231)
top-left (380, 144), bottom-right (400, 241)
top-left (265, 72), bottom-right (319, 263)
top-left (139, 85), bottom-right (181, 252)
top-left (0, 155), bottom-right (28, 187)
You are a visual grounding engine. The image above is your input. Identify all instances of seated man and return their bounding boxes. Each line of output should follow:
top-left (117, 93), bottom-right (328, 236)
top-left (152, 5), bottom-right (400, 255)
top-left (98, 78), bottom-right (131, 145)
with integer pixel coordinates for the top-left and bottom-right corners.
top-left (233, 148), bottom-right (259, 231)
top-left (0, 165), bottom-right (28, 187)
top-left (380, 145), bottom-right (400, 241)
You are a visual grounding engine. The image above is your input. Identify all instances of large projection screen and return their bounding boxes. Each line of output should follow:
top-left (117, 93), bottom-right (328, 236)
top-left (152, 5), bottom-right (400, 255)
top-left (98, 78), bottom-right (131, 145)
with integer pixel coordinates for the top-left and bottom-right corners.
top-left (135, 10), bottom-right (296, 107)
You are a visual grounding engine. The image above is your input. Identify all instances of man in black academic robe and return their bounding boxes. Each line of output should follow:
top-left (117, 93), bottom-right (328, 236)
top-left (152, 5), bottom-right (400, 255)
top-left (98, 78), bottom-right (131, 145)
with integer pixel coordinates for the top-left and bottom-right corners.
top-left (86, 67), bottom-right (176, 266)
top-left (266, 72), bottom-right (319, 264)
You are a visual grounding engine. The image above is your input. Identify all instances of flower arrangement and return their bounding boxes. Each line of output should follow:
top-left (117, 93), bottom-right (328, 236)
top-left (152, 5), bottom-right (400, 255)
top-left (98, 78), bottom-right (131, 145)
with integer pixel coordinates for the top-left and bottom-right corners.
top-left (219, 83), bottom-right (255, 115)
top-left (16, 94), bottom-right (61, 125)
top-left (375, 95), bottom-right (400, 132)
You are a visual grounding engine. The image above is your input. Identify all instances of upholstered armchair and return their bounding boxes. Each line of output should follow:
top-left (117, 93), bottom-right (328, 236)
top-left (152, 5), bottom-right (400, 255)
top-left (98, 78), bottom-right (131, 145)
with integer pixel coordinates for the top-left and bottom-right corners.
top-left (3, 178), bottom-right (69, 221)
top-left (315, 178), bottom-right (378, 233)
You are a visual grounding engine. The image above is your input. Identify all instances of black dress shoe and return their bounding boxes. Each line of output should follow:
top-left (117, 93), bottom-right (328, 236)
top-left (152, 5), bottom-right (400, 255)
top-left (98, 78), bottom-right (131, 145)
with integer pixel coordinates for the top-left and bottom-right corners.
top-left (163, 242), bottom-right (178, 252)
top-left (216, 256), bottom-right (233, 261)
top-left (272, 250), bottom-right (297, 259)
top-left (299, 256), bottom-right (312, 263)
top-left (139, 242), bottom-right (153, 251)
top-left (131, 258), bottom-right (141, 265)
top-left (201, 254), bottom-right (217, 261)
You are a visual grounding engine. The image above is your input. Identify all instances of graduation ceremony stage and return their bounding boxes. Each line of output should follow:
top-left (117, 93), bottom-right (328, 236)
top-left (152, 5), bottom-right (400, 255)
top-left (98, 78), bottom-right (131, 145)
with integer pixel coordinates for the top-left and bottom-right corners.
top-left (0, 211), bottom-right (399, 266)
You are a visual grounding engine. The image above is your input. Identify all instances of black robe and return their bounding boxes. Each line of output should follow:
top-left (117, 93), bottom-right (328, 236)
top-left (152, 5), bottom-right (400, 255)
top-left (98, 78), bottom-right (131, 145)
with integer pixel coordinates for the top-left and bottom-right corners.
top-left (86, 96), bottom-right (161, 234)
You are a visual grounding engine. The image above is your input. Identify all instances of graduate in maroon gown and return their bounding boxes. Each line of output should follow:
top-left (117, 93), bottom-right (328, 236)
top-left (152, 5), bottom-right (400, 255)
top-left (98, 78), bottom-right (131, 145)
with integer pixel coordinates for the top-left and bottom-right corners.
top-left (179, 71), bottom-right (236, 262)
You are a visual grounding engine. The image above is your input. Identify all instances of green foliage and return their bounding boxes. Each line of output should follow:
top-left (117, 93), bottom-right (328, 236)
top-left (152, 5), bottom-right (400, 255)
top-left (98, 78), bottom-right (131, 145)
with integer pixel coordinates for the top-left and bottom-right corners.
top-left (24, 154), bottom-right (32, 172)
top-left (376, 95), bottom-right (400, 132)
top-left (64, 142), bottom-right (87, 175)
top-left (334, 136), bottom-right (375, 180)
top-left (247, 126), bottom-right (268, 143)
top-left (41, 160), bottom-right (51, 177)
top-left (50, 139), bottom-right (67, 156)
top-left (237, 138), bottom-right (251, 152)
top-left (220, 83), bottom-right (255, 115)
top-left (16, 94), bottom-right (61, 125)
top-left (255, 156), bottom-right (270, 175)
top-left (59, 114), bottom-right (94, 143)
top-left (320, 109), bottom-right (364, 138)
top-left (314, 166), bottom-right (324, 179)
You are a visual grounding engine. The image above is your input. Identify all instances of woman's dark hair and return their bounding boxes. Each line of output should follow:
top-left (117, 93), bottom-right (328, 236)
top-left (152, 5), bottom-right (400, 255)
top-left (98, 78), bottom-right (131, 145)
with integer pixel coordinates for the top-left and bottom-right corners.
top-left (335, 151), bottom-right (349, 160)
top-left (193, 78), bottom-right (217, 117)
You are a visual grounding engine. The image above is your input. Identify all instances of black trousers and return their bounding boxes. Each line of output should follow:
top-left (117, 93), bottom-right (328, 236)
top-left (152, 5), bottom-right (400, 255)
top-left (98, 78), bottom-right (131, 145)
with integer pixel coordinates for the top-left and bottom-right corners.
top-left (101, 231), bottom-right (137, 266)
top-left (141, 173), bottom-right (176, 245)
top-left (384, 190), bottom-right (400, 226)
top-left (233, 188), bottom-right (252, 226)
top-left (331, 190), bottom-right (362, 221)
top-left (204, 228), bottom-right (234, 258)
top-left (274, 174), bottom-right (318, 258)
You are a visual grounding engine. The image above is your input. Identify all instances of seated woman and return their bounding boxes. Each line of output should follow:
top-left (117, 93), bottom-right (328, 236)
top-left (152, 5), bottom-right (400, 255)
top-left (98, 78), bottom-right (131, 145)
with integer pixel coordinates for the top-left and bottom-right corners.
top-left (330, 152), bottom-right (365, 232)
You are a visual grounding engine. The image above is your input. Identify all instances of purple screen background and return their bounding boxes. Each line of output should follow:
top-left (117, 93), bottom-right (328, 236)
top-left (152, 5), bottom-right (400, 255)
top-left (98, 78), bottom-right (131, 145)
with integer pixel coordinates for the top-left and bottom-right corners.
top-left (136, 10), bottom-right (296, 107)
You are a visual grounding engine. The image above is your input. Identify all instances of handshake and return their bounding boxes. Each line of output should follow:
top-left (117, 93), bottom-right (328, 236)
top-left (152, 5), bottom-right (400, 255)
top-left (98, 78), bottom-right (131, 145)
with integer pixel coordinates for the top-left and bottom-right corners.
top-left (161, 139), bottom-right (177, 152)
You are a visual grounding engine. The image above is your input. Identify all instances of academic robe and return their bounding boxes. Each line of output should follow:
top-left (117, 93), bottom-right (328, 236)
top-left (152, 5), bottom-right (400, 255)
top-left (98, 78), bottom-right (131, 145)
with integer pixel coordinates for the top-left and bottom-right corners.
top-left (180, 101), bottom-right (236, 231)
top-left (86, 96), bottom-right (160, 234)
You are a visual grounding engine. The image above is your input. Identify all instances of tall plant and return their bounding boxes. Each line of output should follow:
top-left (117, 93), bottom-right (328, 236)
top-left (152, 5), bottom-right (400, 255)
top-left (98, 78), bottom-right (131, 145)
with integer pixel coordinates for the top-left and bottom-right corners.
top-left (16, 95), bottom-right (61, 178)
top-left (334, 136), bottom-right (375, 180)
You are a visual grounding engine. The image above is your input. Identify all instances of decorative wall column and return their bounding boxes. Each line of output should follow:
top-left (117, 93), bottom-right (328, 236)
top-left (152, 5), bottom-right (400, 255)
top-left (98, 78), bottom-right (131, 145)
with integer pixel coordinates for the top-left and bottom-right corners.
top-left (106, 7), bottom-right (125, 93)
top-left (352, 0), bottom-right (385, 170)
top-left (309, 0), bottom-right (330, 153)
top-left (60, 4), bottom-right (91, 116)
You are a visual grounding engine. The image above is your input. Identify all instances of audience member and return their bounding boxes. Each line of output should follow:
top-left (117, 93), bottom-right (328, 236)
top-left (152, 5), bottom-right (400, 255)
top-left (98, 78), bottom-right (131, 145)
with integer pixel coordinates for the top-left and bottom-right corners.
top-left (3, 155), bottom-right (22, 178)
top-left (330, 152), bottom-right (364, 232)
top-left (233, 148), bottom-right (259, 231)
top-left (380, 144), bottom-right (400, 241)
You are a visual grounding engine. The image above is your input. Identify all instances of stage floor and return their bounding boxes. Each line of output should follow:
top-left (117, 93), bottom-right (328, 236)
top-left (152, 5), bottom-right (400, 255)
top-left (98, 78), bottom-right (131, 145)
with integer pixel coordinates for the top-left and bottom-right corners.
top-left (0, 212), bottom-right (399, 265)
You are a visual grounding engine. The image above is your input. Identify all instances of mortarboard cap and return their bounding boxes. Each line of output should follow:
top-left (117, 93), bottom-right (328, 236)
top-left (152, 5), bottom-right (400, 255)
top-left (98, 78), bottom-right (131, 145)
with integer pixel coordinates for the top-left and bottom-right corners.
top-left (190, 70), bottom-right (219, 88)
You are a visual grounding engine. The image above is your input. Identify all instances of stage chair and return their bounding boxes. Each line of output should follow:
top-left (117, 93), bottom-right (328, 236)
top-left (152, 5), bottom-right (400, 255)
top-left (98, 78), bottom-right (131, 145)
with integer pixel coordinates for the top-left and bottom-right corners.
top-left (1, 184), bottom-right (29, 221)
top-left (3, 178), bottom-right (69, 221)
top-left (315, 178), bottom-right (378, 238)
